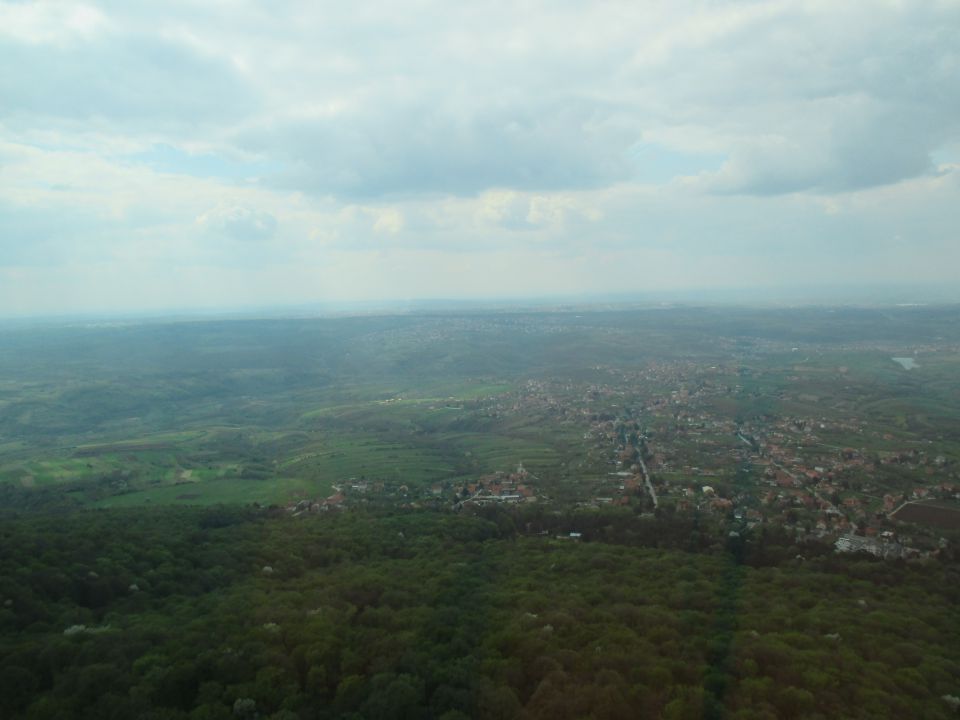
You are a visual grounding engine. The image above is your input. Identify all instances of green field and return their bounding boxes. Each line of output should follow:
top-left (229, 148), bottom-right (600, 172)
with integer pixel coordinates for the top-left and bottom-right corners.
top-left (96, 475), bottom-right (333, 508)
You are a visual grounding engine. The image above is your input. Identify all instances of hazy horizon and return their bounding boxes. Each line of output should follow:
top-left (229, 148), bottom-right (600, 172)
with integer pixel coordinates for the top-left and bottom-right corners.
top-left (2, 1), bottom-right (958, 316)
top-left (3, 284), bottom-right (960, 325)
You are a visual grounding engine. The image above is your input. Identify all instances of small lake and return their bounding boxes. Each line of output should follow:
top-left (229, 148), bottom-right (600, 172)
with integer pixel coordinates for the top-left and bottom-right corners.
top-left (892, 357), bottom-right (918, 370)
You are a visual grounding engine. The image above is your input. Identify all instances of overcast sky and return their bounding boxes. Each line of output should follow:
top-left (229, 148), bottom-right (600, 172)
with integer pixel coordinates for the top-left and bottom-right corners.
top-left (1, 0), bottom-right (958, 315)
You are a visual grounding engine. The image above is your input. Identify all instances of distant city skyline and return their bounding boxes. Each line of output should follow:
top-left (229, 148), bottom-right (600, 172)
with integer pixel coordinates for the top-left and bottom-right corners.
top-left (1, 1), bottom-right (958, 316)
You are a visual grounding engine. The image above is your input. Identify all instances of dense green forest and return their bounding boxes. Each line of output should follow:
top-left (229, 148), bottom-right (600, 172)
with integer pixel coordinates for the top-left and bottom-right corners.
top-left (1, 506), bottom-right (958, 719)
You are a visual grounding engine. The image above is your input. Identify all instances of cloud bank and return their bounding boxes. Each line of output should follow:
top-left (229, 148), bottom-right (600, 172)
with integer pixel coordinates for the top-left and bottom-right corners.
top-left (1, 0), bottom-right (958, 314)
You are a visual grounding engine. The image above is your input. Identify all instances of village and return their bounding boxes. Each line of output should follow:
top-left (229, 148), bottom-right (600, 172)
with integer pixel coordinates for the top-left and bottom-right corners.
top-left (285, 354), bottom-right (960, 560)
top-left (575, 365), bottom-right (960, 559)
top-left (287, 461), bottom-right (544, 516)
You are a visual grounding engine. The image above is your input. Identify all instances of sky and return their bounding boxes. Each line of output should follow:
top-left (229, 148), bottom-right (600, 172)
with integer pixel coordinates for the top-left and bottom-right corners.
top-left (1, 0), bottom-right (958, 316)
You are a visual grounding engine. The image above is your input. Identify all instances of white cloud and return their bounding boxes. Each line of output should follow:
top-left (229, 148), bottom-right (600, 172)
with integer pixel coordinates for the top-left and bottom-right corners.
top-left (0, 0), bottom-right (958, 313)
top-left (196, 202), bottom-right (278, 242)
top-left (0, 1), bottom-right (108, 46)
top-left (371, 208), bottom-right (404, 235)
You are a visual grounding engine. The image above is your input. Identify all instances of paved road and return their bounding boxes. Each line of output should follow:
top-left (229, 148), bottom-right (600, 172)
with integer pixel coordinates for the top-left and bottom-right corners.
top-left (638, 457), bottom-right (658, 509)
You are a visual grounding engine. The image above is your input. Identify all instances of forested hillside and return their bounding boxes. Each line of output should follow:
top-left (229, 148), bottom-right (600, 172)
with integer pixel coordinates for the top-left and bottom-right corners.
top-left (2, 507), bottom-right (957, 719)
